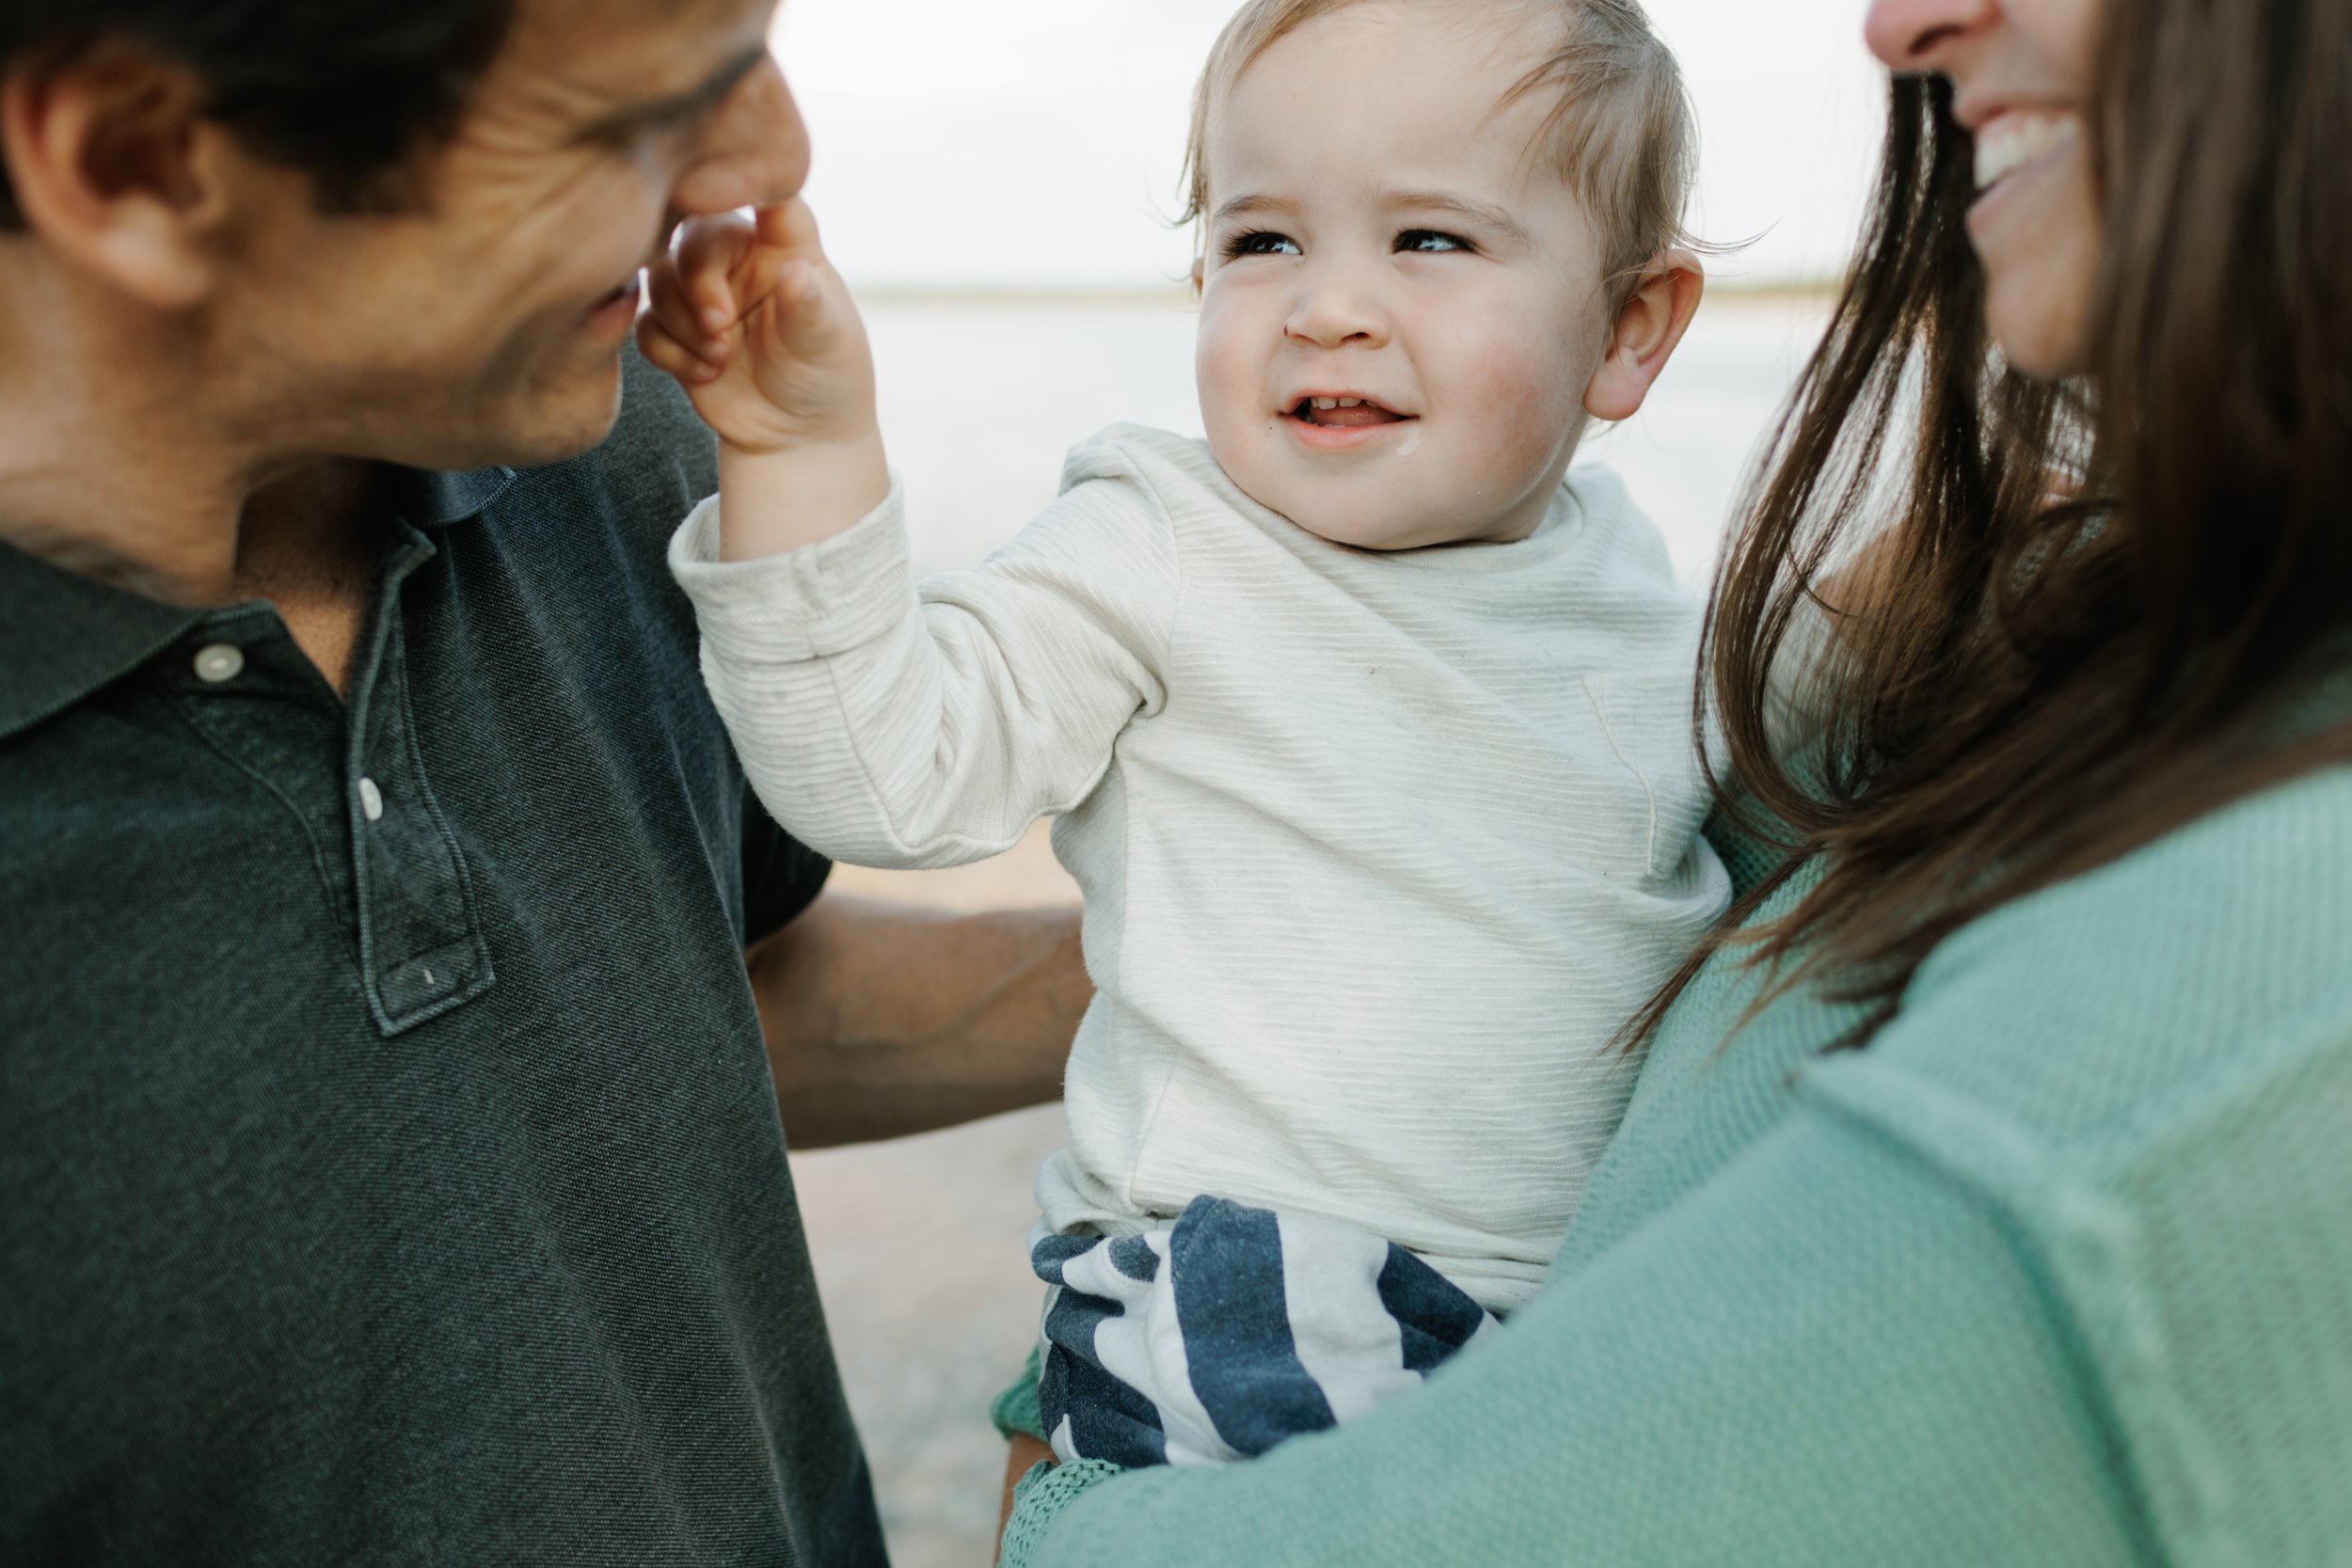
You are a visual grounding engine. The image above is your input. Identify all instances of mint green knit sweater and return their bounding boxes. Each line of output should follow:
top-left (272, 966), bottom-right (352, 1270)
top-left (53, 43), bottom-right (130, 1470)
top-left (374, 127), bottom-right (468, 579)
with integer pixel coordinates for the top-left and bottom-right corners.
top-left (1001, 761), bottom-right (2352, 1565)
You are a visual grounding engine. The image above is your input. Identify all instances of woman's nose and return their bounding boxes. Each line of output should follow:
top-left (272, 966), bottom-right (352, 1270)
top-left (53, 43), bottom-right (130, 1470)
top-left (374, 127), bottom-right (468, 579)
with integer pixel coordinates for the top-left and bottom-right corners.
top-left (1864, 0), bottom-right (2000, 70)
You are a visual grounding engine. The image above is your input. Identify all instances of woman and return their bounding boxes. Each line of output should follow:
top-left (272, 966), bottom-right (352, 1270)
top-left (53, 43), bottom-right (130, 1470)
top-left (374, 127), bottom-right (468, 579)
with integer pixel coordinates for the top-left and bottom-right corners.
top-left (994, 0), bottom-right (2352, 1560)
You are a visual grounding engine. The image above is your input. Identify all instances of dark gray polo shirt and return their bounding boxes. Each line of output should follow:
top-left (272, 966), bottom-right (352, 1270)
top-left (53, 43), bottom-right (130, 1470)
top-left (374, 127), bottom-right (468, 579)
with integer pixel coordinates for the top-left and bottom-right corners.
top-left (0, 354), bottom-right (887, 1567)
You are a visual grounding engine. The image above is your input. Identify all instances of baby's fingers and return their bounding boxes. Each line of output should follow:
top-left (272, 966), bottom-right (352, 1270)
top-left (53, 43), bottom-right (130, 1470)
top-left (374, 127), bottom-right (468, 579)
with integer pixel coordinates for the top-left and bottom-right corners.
top-left (742, 253), bottom-right (838, 362)
top-left (636, 306), bottom-right (717, 387)
top-left (644, 256), bottom-right (724, 375)
top-left (754, 198), bottom-right (824, 261)
top-left (675, 213), bottom-right (759, 332)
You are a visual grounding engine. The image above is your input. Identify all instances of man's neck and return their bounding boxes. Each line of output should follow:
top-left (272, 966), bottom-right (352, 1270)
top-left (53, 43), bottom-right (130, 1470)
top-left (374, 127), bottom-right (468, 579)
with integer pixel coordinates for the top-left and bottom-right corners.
top-left (0, 264), bottom-right (365, 607)
top-left (231, 460), bottom-right (391, 695)
top-left (0, 266), bottom-right (391, 691)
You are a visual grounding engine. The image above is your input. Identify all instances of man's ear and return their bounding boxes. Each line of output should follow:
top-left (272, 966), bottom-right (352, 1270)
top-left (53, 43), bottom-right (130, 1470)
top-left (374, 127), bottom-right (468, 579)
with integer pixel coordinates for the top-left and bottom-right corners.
top-left (0, 40), bottom-right (239, 309)
top-left (1582, 249), bottom-right (1704, 423)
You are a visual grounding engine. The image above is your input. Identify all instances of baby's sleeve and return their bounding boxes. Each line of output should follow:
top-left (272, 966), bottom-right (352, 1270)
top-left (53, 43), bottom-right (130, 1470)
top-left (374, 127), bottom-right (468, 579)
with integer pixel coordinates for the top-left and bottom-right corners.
top-left (668, 449), bottom-right (1182, 870)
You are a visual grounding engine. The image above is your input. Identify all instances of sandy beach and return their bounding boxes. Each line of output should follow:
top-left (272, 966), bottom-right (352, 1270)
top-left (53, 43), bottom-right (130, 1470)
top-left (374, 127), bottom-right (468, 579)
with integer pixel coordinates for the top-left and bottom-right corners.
top-left (796, 829), bottom-right (1073, 1568)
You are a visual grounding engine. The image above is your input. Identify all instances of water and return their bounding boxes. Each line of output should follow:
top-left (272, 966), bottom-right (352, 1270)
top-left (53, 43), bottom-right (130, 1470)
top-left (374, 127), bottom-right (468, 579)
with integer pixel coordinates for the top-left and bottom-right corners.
top-left (797, 291), bottom-right (1834, 1568)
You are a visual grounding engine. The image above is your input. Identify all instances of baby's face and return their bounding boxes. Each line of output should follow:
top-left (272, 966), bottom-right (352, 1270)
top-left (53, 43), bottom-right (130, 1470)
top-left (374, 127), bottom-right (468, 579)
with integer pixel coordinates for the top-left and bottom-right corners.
top-left (1195, 0), bottom-right (1617, 551)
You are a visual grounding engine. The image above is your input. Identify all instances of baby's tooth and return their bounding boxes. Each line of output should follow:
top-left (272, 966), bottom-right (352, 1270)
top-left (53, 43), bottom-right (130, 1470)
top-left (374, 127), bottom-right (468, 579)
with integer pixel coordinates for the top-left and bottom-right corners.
top-left (1312, 397), bottom-right (1337, 409)
top-left (1338, 398), bottom-right (1360, 407)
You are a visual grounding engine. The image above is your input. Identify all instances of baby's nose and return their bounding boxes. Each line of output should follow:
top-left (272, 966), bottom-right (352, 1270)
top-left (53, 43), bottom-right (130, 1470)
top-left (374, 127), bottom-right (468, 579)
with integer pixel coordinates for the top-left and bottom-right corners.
top-left (1279, 293), bottom-right (1383, 355)
top-left (1283, 267), bottom-right (1390, 350)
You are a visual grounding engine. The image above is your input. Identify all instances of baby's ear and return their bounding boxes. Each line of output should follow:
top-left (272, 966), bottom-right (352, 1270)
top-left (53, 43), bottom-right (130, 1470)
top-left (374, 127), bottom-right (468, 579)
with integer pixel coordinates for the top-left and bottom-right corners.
top-left (1189, 257), bottom-right (1205, 295)
top-left (1583, 250), bottom-right (1704, 423)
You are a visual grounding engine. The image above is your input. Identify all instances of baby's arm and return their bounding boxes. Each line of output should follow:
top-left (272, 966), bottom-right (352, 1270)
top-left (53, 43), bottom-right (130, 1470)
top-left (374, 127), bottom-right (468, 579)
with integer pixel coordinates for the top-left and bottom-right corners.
top-left (650, 207), bottom-right (1179, 869)
top-left (639, 200), bottom-right (889, 559)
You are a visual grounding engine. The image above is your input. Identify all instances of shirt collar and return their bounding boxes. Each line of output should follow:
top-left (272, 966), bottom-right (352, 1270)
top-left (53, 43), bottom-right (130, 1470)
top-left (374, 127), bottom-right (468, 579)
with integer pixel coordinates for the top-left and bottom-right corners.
top-left (0, 463), bottom-right (514, 743)
top-left (377, 464), bottom-right (516, 531)
top-left (0, 537), bottom-right (205, 744)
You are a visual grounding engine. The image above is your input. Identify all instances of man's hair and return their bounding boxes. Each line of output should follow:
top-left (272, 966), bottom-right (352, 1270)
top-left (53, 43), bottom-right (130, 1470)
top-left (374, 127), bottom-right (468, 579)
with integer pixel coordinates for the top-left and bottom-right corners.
top-left (0, 0), bottom-right (516, 227)
top-left (1179, 0), bottom-right (1699, 300)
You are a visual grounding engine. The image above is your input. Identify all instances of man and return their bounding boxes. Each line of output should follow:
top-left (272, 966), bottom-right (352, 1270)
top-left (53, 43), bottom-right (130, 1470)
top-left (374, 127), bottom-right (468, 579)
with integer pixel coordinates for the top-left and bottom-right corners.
top-left (0, 1), bottom-right (1087, 1560)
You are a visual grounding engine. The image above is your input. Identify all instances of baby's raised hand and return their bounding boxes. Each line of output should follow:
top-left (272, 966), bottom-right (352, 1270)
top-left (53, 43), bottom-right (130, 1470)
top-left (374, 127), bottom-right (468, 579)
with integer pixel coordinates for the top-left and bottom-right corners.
top-left (643, 198), bottom-right (889, 558)
top-left (640, 198), bottom-right (879, 459)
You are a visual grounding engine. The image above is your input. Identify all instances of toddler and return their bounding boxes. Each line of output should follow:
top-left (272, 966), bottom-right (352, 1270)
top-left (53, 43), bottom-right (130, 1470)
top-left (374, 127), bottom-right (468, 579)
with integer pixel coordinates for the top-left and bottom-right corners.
top-left (648, 0), bottom-right (1729, 1469)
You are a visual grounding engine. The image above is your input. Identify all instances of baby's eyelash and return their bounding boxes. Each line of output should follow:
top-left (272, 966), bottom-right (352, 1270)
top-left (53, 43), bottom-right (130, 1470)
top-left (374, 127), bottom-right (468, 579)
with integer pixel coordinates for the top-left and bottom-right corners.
top-left (1395, 229), bottom-right (1476, 255)
top-left (1219, 229), bottom-right (1302, 260)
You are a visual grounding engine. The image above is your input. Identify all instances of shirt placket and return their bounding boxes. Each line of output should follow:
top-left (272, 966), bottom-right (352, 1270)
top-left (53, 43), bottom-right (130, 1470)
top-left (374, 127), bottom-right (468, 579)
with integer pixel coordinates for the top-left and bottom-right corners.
top-left (165, 527), bottom-right (494, 1037)
top-left (342, 531), bottom-right (497, 1035)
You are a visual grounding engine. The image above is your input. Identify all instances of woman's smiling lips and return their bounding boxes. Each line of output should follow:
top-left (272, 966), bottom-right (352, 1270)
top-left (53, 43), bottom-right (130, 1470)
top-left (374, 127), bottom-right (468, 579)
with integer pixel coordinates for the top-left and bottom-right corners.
top-left (1962, 105), bottom-right (2085, 239)
top-left (1280, 392), bottom-right (1417, 451)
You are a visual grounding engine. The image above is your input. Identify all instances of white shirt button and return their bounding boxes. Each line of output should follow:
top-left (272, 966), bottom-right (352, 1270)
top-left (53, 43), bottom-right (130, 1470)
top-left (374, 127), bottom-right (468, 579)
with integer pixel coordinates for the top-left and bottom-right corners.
top-left (357, 778), bottom-right (385, 822)
top-left (193, 643), bottom-right (245, 683)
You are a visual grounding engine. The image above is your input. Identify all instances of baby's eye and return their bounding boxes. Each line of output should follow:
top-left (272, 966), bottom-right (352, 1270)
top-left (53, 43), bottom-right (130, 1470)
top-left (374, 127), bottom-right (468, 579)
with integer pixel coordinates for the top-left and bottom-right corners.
top-left (1395, 229), bottom-right (1475, 255)
top-left (1220, 230), bottom-right (1302, 260)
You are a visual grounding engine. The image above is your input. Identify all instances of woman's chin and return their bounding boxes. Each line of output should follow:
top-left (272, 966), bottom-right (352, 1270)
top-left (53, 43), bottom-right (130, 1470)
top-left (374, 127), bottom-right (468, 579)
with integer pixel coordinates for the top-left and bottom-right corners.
top-left (1985, 283), bottom-right (2090, 380)
top-left (1973, 204), bottom-right (2099, 377)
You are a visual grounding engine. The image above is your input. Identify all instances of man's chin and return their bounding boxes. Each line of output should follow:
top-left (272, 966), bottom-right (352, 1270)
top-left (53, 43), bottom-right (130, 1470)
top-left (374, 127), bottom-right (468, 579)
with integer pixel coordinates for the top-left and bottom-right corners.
top-left (398, 356), bottom-right (629, 475)
top-left (493, 356), bottom-right (631, 469)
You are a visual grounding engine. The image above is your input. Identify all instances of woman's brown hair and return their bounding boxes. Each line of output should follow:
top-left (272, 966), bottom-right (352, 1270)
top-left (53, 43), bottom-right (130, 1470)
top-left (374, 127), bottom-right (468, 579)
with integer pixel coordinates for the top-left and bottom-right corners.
top-left (1643, 0), bottom-right (2352, 1047)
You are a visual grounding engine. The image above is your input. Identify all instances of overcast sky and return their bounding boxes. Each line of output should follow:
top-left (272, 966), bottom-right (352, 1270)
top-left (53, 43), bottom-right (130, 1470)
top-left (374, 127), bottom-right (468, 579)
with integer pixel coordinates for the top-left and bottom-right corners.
top-left (773, 0), bottom-right (1888, 292)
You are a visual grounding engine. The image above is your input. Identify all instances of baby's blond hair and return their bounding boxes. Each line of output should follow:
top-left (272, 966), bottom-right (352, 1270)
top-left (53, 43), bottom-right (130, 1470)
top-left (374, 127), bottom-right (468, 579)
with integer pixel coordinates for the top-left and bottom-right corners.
top-left (1180, 0), bottom-right (1700, 305)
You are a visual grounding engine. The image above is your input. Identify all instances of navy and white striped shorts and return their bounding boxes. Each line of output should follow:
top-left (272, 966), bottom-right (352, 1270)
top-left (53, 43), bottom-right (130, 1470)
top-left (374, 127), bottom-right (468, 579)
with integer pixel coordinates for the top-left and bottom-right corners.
top-left (1031, 1196), bottom-right (1502, 1468)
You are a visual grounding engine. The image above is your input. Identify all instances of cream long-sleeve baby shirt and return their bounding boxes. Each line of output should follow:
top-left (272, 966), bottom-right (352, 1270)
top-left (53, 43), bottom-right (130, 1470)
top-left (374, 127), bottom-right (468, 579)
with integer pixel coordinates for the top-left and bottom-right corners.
top-left (671, 425), bottom-right (1729, 1311)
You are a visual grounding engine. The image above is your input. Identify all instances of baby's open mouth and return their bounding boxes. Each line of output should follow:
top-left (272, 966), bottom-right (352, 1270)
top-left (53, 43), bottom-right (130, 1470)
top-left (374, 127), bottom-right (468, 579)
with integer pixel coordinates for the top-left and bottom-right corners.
top-left (1290, 395), bottom-right (1412, 429)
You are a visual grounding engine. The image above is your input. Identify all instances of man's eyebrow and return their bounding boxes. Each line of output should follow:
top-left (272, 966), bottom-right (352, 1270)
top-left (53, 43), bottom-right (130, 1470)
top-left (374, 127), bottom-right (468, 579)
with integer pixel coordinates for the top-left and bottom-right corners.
top-left (1385, 191), bottom-right (1533, 245)
top-left (574, 44), bottom-right (771, 141)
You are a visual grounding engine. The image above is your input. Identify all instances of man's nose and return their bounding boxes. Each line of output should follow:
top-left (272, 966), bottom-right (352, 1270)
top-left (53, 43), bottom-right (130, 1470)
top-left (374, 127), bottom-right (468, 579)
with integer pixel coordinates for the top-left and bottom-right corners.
top-left (1283, 260), bottom-right (1389, 352)
top-left (670, 55), bottom-right (810, 216)
top-left (1863, 0), bottom-right (2000, 71)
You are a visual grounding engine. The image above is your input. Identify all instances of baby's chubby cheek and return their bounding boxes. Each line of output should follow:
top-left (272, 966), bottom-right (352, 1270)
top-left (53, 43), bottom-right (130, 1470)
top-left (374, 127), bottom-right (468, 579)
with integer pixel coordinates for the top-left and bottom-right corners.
top-left (1192, 322), bottom-right (1293, 507)
top-left (1438, 336), bottom-right (1589, 499)
top-left (1192, 298), bottom-right (1265, 419)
